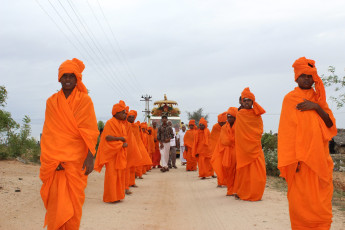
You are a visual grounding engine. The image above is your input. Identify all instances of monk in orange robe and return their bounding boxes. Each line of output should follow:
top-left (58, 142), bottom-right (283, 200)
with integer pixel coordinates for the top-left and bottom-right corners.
top-left (234, 87), bottom-right (266, 201)
top-left (151, 121), bottom-right (162, 168)
top-left (40, 58), bottom-right (99, 229)
top-left (147, 127), bottom-right (156, 168)
top-left (94, 100), bottom-right (128, 203)
top-left (278, 57), bottom-right (337, 230)
top-left (140, 122), bottom-right (151, 172)
top-left (123, 108), bottom-right (142, 195)
top-left (128, 114), bottom-right (152, 180)
top-left (126, 110), bottom-right (142, 187)
top-left (184, 120), bottom-right (198, 171)
top-left (222, 107), bottom-right (238, 195)
top-left (210, 112), bottom-right (227, 186)
top-left (193, 118), bottom-right (215, 179)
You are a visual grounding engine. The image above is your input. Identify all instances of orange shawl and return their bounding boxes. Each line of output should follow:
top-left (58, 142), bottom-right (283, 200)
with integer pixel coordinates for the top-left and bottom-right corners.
top-left (278, 87), bottom-right (336, 181)
top-left (209, 123), bottom-right (222, 154)
top-left (131, 123), bottom-right (152, 166)
top-left (94, 117), bottom-right (128, 171)
top-left (235, 109), bottom-right (264, 169)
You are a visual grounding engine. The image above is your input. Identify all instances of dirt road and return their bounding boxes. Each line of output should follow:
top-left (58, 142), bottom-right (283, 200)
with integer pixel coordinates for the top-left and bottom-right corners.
top-left (0, 160), bottom-right (344, 230)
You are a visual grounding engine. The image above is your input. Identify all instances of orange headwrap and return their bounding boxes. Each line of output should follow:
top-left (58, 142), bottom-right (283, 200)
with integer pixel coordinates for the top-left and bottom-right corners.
top-left (292, 57), bottom-right (326, 102)
top-left (199, 117), bottom-right (208, 128)
top-left (227, 107), bottom-right (238, 117)
top-left (58, 58), bottom-right (87, 94)
top-left (141, 122), bottom-right (148, 129)
top-left (136, 121), bottom-right (141, 126)
top-left (112, 100), bottom-right (126, 116)
top-left (125, 106), bottom-right (129, 113)
top-left (189, 120), bottom-right (196, 126)
top-left (128, 110), bottom-right (137, 120)
top-left (148, 127), bottom-right (153, 131)
top-left (241, 87), bottom-right (265, 116)
top-left (217, 112), bottom-right (227, 123)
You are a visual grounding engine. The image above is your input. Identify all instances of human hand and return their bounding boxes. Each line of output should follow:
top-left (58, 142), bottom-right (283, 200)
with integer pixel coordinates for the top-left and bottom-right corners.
top-left (296, 99), bottom-right (319, 111)
top-left (122, 143), bottom-right (128, 148)
top-left (82, 151), bottom-right (94, 175)
top-left (56, 163), bottom-right (65, 171)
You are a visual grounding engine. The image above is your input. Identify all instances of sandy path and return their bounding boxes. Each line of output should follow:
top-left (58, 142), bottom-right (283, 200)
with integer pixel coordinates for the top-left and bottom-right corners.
top-left (0, 160), bottom-right (344, 230)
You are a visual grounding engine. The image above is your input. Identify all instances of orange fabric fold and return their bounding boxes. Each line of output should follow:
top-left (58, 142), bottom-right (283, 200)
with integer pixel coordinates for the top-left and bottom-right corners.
top-left (40, 88), bottom-right (99, 229)
top-left (234, 108), bottom-right (266, 201)
top-left (209, 123), bottom-right (222, 155)
top-left (278, 86), bottom-right (336, 228)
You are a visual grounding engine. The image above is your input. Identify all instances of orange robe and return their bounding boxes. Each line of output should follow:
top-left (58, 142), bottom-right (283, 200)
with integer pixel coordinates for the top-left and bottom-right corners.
top-left (152, 128), bottom-right (161, 166)
top-left (209, 123), bottom-right (222, 154)
top-left (234, 109), bottom-right (266, 201)
top-left (147, 133), bottom-right (155, 163)
top-left (40, 89), bottom-right (99, 230)
top-left (221, 122), bottom-right (236, 195)
top-left (278, 87), bottom-right (337, 229)
top-left (184, 129), bottom-right (198, 171)
top-left (124, 121), bottom-right (142, 190)
top-left (130, 123), bottom-right (152, 177)
top-left (209, 123), bottom-right (223, 185)
top-left (94, 117), bottom-right (128, 203)
top-left (193, 129), bottom-right (214, 177)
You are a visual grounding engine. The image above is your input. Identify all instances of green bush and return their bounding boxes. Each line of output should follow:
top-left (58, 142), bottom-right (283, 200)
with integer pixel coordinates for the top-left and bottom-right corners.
top-left (262, 131), bottom-right (280, 176)
top-left (1, 86), bottom-right (40, 162)
top-left (264, 149), bottom-right (280, 176)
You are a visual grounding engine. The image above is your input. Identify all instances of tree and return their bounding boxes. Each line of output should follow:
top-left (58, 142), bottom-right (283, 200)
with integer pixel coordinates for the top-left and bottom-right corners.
top-left (0, 86), bottom-right (19, 144)
top-left (186, 108), bottom-right (209, 126)
top-left (97, 120), bottom-right (105, 131)
top-left (322, 66), bottom-right (345, 108)
top-left (0, 86), bottom-right (40, 161)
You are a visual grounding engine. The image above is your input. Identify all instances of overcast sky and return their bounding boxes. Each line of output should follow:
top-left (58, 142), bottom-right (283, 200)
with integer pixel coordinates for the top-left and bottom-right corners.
top-left (1, 0), bottom-right (345, 139)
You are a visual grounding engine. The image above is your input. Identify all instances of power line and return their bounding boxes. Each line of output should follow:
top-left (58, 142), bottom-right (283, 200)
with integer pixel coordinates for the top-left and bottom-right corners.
top-left (85, 0), bottom-right (142, 102)
top-left (95, 0), bottom-right (144, 94)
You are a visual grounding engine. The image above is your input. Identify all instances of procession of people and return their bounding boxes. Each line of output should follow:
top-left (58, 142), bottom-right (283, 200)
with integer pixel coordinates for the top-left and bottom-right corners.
top-left (39, 57), bottom-right (337, 230)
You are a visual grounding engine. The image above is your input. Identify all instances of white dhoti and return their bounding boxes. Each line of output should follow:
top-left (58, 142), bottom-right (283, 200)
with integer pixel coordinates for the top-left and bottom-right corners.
top-left (160, 142), bottom-right (170, 168)
top-left (180, 146), bottom-right (186, 163)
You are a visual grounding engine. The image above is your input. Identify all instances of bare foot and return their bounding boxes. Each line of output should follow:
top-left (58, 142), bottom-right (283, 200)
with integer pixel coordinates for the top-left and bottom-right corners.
top-left (201, 177), bottom-right (206, 180)
top-left (125, 189), bottom-right (132, 195)
top-left (131, 184), bottom-right (138, 188)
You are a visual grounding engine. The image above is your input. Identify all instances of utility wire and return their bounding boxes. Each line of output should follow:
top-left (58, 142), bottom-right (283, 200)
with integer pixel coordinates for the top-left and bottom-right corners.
top-left (85, 0), bottom-right (142, 101)
top-left (56, 0), bottom-right (131, 99)
top-left (96, 0), bottom-right (144, 94)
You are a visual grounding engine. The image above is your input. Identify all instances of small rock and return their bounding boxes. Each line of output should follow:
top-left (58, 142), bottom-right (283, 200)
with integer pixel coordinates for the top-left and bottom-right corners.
top-left (15, 189), bottom-right (21, 192)
top-left (18, 178), bottom-right (23, 180)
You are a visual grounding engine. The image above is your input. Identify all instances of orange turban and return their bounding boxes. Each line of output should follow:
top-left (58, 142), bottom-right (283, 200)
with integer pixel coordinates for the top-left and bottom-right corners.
top-left (199, 117), bottom-right (208, 128)
top-left (125, 106), bottom-right (129, 113)
top-left (58, 58), bottom-right (87, 94)
top-left (141, 122), bottom-right (148, 129)
top-left (189, 120), bottom-right (196, 126)
top-left (227, 107), bottom-right (238, 117)
top-left (136, 121), bottom-right (141, 126)
top-left (217, 112), bottom-right (227, 122)
top-left (241, 87), bottom-right (265, 116)
top-left (112, 100), bottom-right (126, 116)
top-left (128, 110), bottom-right (137, 119)
top-left (148, 127), bottom-right (153, 131)
top-left (292, 57), bottom-right (326, 102)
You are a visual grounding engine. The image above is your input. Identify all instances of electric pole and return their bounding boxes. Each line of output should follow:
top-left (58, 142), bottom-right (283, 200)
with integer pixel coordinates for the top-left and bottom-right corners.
top-left (141, 94), bottom-right (152, 122)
